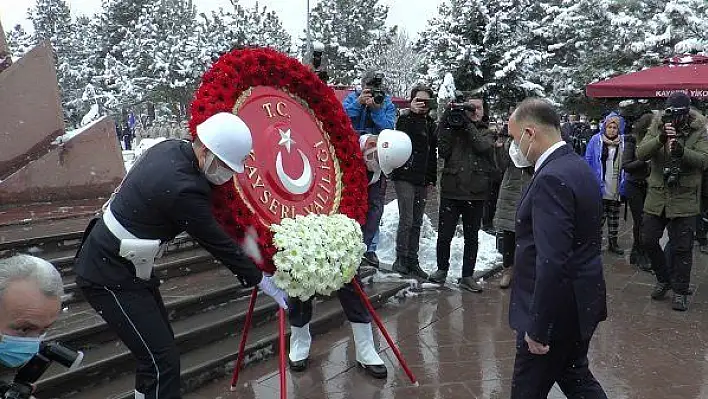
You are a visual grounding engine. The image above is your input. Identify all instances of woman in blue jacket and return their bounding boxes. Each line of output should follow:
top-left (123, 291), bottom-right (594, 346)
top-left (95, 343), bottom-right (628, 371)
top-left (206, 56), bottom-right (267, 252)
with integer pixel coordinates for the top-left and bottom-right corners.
top-left (585, 112), bottom-right (627, 255)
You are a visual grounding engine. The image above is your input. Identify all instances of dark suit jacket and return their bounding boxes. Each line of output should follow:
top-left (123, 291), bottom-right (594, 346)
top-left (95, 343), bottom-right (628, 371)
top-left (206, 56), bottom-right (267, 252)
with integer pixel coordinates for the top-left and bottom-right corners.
top-left (509, 144), bottom-right (607, 345)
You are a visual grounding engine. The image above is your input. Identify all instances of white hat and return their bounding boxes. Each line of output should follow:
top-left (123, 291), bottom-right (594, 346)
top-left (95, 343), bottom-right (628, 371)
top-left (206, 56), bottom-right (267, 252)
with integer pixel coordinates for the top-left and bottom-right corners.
top-left (196, 113), bottom-right (252, 173)
top-left (377, 129), bottom-right (412, 175)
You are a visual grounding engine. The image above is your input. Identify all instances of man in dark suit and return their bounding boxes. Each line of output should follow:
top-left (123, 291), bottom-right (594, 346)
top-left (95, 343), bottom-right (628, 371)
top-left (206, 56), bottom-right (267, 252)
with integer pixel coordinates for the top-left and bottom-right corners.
top-left (508, 98), bottom-right (607, 399)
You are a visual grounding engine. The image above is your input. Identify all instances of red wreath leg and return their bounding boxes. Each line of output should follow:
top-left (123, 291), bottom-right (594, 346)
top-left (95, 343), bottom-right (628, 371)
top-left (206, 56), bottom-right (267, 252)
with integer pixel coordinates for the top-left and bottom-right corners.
top-left (279, 307), bottom-right (288, 399)
top-left (230, 287), bottom-right (259, 390)
top-left (352, 279), bottom-right (418, 384)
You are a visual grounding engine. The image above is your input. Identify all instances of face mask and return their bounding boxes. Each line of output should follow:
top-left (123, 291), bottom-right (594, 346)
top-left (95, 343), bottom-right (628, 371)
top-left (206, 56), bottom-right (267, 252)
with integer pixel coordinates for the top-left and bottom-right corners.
top-left (509, 132), bottom-right (534, 168)
top-left (0, 334), bottom-right (42, 368)
top-left (203, 152), bottom-right (234, 185)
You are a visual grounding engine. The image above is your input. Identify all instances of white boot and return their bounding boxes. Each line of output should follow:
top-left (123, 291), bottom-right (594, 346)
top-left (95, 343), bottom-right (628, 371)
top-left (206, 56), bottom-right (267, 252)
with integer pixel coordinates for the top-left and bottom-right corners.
top-left (351, 322), bottom-right (384, 366)
top-left (289, 323), bottom-right (311, 363)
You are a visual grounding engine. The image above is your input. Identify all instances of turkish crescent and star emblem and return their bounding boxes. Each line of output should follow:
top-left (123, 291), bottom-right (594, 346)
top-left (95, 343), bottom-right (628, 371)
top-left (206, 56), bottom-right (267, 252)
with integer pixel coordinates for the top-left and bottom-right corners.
top-left (232, 86), bottom-right (342, 227)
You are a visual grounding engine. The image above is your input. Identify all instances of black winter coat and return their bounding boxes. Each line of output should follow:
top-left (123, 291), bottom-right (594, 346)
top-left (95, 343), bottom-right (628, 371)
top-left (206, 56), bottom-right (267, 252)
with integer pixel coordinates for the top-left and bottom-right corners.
top-left (438, 120), bottom-right (495, 201)
top-left (622, 134), bottom-right (650, 183)
top-left (390, 109), bottom-right (437, 186)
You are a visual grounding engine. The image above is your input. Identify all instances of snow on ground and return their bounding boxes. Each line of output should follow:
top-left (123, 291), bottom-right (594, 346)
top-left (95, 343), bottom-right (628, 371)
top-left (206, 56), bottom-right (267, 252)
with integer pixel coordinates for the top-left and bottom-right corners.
top-left (376, 200), bottom-right (502, 283)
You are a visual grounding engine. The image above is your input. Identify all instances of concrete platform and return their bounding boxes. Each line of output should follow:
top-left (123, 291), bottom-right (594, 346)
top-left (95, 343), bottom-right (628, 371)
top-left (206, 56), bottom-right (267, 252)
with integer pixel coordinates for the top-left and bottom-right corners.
top-left (187, 222), bottom-right (708, 399)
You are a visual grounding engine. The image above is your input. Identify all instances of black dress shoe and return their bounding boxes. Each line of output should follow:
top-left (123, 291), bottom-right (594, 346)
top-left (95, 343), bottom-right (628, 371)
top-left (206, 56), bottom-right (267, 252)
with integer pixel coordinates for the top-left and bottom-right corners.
top-left (288, 358), bottom-right (309, 372)
top-left (358, 362), bottom-right (388, 379)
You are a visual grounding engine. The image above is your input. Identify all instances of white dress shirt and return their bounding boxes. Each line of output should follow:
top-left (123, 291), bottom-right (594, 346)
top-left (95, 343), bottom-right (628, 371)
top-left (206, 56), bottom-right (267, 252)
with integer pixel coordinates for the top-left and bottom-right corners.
top-left (534, 141), bottom-right (567, 173)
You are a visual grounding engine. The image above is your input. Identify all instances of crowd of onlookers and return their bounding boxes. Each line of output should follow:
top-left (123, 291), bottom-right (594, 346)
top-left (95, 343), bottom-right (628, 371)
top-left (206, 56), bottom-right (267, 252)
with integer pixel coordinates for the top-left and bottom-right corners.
top-left (562, 95), bottom-right (708, 311)
top-left (345, 71), bottom-right (708, 312)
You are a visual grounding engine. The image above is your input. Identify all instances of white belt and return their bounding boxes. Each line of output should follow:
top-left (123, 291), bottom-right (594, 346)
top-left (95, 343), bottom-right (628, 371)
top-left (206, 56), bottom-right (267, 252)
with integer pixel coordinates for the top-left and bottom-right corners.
top-left (103, 206), bottom-right (138, 240)
top-left (103, 205), bottom-right (165, 280)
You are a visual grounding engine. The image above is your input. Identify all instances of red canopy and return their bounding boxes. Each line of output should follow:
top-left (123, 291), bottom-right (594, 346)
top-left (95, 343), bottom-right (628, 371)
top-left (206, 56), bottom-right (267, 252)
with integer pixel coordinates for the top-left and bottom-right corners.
top-left (586, 55), bottom-right (708, 99)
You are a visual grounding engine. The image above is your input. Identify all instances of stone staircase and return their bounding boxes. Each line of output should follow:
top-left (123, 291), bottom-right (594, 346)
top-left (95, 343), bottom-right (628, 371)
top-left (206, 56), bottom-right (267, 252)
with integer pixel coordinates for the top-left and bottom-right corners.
top-left (0, 217), bottom-right (409, 398)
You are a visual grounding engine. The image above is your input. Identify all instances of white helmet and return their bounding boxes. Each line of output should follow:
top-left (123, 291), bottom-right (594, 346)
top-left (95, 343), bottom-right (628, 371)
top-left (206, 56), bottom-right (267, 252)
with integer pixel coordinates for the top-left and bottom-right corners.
top-left (196, 113), bottom-right (252, 173)
top-left (377, 129), bottom-right (412, 175)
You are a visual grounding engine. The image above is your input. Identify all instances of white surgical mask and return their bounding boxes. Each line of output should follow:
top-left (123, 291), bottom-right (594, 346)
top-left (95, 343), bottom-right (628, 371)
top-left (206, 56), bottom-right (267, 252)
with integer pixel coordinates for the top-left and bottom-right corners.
top-left (363, 147), bottom-right (382, 185)
top-left (203, 152), bottom-right (235, 185)
top-left (508, 132), bottom-right (533, 168)
top-left (363, 147), bottom-right (380, 173)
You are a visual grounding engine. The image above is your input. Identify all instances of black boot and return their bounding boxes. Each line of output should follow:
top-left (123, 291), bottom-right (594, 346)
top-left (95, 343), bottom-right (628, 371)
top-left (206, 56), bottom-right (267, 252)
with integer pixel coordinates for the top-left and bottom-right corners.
top-left (651, 282), bottom-right (670, 300)
top-left (407, 258), bottom-right (429, 280)
top-left (392, 257), bottom-right (408, 275)
top-left (288, 358), bottom-right (309, 372)
top-left (608, 238), bottom-right (625, 256)
top-left (672, 293), bottom-right (689, 311)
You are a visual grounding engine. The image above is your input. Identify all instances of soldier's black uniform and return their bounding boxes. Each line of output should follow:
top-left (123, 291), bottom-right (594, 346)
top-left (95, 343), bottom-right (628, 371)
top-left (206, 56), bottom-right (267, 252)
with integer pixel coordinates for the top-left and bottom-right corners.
top-left (74, 139), bottom-right (262, 399)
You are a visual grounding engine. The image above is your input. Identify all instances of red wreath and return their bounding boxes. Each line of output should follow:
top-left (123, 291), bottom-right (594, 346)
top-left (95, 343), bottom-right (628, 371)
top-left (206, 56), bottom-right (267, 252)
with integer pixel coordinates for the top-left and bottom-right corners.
top-left (189, 47), bottom-right (369, 274)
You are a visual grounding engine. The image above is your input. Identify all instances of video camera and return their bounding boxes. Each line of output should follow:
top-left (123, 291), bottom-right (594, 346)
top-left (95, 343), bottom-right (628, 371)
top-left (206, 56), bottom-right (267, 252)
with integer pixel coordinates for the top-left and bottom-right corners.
top-left (0, 342), bottom-right (83, 399)
top-left (445, 96), bottom-right (476, 129)
top-left (367, 72), bottom-right (386, 105)
top-left (661, 107), bottom-right (690, 131)
top-left (661, 106), bottom-right (690, 189)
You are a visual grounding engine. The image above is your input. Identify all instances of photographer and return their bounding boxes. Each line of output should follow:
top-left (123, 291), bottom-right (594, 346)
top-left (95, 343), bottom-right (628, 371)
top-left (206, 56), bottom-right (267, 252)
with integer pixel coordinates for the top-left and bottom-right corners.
top-left (343, 71), bottom-right (396, 267)
top-left (428, 96), bottom-right (495, 292)
top-left (637, 92), bottom-right (708, 311)
top-left (390, 84), bottom-right (437, 279)
top-left (0, 255), bottom-right (63, 396)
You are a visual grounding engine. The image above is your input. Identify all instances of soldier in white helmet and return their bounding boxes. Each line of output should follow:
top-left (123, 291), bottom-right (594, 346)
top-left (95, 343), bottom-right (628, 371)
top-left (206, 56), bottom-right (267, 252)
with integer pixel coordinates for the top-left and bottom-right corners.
top-left (74, 113), bottom-right (287, 399)
top-left (287, 129), bottom-right (412, 380)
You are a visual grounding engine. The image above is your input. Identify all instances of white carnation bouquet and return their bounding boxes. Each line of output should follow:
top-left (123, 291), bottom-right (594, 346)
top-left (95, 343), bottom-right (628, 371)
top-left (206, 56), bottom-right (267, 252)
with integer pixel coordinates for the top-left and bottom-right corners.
top-left (270, 214), bottom-right (366, 301)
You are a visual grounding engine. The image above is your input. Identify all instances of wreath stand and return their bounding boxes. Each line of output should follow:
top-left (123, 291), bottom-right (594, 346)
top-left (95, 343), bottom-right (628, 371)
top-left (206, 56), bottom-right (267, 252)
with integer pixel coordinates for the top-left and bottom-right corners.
top-left (229, 280), bottom-right (418, 397)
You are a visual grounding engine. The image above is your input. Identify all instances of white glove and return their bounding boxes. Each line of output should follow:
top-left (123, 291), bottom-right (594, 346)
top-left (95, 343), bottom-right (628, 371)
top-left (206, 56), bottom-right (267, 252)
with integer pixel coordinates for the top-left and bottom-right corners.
top-left (258, 274), bottom-right (288, 310)
top-left (241, 226), bottom-right (263, 264)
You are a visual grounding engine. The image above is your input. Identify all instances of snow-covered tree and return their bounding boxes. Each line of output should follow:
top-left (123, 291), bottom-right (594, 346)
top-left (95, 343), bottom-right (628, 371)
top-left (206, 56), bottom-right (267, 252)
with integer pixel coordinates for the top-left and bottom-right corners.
top-left (192, 2), bottom-right (292, 77)
top-left (360, 30), bottom-right (420, 97)
top-left (307, 0), bottom-right (393, 84)
top-left (537, 0), bottom-right (650, 105)
top-left (28, 0), bottom-right (73, 50)
top-left (238, 2), bottom-right (292, 53)
top-left (59, 16), bottom-right (105, 127)
top-left (99, 0), bottom-right (155, 61)
top-left (103, 0), bottom-right (199, 118)
top-left (5, 24), bottom-right (34, 60)
top-left (416, 0), bottom-right (486, 91)
top-left (482, 0), bottom-right (546, 110)
top-left (636, 0), bottom-right (708, 63)
top-left (417, 0), bottom-right (545, 112)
